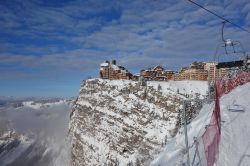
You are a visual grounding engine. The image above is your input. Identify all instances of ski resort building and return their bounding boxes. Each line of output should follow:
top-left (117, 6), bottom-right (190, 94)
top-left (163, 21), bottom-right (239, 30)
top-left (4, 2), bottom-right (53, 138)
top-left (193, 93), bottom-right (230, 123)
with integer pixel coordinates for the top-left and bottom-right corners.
top-left (140, 66), bottom-right (175, 81)
top-left (173, 61), bottom-right (229, 81)
top-left (204, 62), bottom-right (228, 80)
top-left (99, 60), bottom-right (234, 81)
top-left (100, 60), bottom-right (133, 80)
top-left (173, 68), bottom-right (208, 81)
top-left (173, 62), bottom-right (208, 80)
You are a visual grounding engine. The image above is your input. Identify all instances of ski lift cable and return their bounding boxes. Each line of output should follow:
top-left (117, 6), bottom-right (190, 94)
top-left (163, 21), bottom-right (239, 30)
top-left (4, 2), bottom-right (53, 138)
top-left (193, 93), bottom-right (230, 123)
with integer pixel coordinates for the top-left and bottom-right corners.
top-left (187, 0), bottom-right (250, 34)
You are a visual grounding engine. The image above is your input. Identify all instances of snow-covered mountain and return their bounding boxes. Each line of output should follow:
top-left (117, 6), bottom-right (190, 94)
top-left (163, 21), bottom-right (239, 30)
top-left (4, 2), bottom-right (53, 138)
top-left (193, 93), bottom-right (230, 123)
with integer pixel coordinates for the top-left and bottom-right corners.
top-left (0, 120), bottom-right (34, 166)
top-left (0, 98), bottom-right (73, 166)
top-left (68, 79), bottom-right (208, 166)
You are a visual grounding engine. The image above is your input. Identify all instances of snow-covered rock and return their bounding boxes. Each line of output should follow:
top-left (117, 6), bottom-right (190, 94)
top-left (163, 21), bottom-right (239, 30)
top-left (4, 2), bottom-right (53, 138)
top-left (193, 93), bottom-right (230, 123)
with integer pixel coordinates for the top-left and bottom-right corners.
top-left (68, 79), bottom-right (208, 166)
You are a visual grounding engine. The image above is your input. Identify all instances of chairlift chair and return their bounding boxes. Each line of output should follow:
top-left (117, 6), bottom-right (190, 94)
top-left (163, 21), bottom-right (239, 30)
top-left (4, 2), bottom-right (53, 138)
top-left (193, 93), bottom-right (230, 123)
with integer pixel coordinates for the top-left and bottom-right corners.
top-left (227, 100), bottom-right (245, 112)
top-left (214, 21), bottom-right (246, 69)
top-left (227, 104), bottom-right (245, 112)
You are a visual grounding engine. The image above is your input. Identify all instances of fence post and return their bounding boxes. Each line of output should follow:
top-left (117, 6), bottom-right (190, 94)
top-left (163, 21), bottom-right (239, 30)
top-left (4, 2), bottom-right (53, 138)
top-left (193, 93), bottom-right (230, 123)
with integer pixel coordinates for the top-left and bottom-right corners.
top-left (208, 70), bottom-right (211, 102)
top-left (191, 137), bottom-right (202, 166)
top-left (196, 140), bottom-right (202, 166)
top-left (183, 100), bottom-right (190, 166)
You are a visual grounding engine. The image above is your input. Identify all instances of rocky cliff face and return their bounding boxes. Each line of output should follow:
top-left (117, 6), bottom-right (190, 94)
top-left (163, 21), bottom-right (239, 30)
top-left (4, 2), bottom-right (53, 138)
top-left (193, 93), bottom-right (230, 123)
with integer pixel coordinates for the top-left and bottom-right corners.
top-left (69, 79), bottom-right (207, 166)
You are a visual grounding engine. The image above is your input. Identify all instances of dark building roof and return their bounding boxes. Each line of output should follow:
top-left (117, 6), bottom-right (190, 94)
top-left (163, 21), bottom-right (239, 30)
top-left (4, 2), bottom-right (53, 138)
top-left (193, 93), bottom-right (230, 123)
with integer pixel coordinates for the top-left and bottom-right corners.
top-left (216, 60), bottom-right (244, 69)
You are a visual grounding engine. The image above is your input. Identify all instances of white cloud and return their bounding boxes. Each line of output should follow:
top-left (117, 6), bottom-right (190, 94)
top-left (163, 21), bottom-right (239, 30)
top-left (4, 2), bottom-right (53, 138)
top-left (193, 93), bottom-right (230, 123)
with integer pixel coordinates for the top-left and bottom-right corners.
top-left (0, 0), bottom-right (250, 80)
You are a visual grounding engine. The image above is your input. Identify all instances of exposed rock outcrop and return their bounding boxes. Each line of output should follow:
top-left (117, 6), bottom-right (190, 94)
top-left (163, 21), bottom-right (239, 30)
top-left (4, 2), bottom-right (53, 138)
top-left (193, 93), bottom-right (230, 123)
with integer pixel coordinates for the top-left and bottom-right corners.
top-left (69, 79), bottom-right (207, 166)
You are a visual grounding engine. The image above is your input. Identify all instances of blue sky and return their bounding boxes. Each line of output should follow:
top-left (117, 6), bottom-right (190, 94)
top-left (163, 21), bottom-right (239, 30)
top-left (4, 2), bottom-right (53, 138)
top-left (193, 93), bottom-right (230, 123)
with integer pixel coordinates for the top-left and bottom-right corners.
top-left (1, 0), bottom-right (250, 97)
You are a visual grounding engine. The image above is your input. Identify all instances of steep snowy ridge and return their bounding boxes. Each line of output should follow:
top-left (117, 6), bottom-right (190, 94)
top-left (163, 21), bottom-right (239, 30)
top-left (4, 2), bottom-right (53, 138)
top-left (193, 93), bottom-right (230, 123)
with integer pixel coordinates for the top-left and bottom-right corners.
top-left (69, 79), bottom-right (208, 166)
top-left (151, 82), bottom-right (250, 166)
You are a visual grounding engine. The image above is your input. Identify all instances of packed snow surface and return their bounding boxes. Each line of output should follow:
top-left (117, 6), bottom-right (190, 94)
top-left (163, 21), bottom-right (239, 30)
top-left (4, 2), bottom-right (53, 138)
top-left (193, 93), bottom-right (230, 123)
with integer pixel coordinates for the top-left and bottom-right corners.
top-left (99, 79), bottom-right (208, 97)
top-left (218, 82), bottom-right (250, 166)
top-left (147, 80), bottom-right (208, 98)
top-left (151, 82), bottom-right (250, 166)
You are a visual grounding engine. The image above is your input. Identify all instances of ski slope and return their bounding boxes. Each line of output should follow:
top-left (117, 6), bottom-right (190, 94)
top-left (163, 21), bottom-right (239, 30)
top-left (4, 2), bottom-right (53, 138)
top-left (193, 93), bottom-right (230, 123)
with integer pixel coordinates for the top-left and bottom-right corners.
top-left (218, 82), bottom-right (250, 166)
top-left (151, 82), bottom-right (250, 166)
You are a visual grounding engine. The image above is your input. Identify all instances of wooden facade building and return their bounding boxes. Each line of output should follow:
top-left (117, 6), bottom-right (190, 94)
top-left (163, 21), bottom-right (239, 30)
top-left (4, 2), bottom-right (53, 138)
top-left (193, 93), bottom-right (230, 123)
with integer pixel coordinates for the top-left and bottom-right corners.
top-left (99, 60), bottom-right (231, 82)
top-left (140, 65), bottom-right (175, 81)
top-left (100, 60), bottom-right (132, 80)
top-left (204, 62), bottom-right (228, 80)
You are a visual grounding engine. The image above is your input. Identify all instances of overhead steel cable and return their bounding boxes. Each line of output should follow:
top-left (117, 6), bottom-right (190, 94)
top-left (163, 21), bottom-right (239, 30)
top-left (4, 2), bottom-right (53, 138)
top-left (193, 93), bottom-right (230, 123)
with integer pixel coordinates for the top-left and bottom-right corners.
top-left (187, 0), bottom-right (250, 34)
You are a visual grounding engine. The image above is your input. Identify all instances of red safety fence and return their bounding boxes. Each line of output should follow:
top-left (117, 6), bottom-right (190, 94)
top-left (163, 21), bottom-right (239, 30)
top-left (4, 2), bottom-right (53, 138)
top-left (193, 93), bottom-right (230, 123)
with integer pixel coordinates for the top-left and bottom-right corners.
top-left (202, 85), bottom-right (221, 166)
top-left (201, 70), bottom-right (250, 166)
top-left (216, 71), bottom-right (250, 97)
